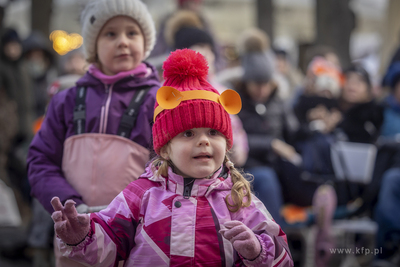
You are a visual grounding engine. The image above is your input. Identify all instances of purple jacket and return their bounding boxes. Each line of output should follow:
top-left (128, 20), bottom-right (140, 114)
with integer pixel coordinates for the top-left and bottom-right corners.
top-left (55, 165), bottom-right (293, 266)
top-left (27, 62), bottom-right (161, 213)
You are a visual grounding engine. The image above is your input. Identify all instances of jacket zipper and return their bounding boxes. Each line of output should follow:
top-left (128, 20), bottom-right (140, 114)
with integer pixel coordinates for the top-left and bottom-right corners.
top-left (99, 84), bottom-right (113, 133)
top-left (183, 186), bottom-right (191, 199)
top-left (183, 178), bottom-right (195, 199)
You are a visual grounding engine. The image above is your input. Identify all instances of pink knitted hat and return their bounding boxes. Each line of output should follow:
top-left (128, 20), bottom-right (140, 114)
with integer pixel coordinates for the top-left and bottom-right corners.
top-left (153, 49), bottom-right (240, 154)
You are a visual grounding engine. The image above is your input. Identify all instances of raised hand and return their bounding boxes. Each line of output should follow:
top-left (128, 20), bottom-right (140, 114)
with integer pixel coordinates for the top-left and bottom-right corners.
top-left (220, 220), bottom-right (262, 260)
top-left (51, 197), bottom-right (90, 245)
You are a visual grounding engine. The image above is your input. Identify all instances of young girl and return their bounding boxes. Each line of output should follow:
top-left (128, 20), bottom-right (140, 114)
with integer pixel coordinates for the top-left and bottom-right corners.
top-left (27, 0), bottom-right (160, 213)
top-left (26, 1), bottom-right (160, 265)
top-left (50, 49), bottom-right (293, 266)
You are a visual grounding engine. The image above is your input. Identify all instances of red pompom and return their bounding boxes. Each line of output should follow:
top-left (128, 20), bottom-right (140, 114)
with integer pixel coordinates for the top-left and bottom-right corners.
top-left (163, 49), bottom-right (209, 81)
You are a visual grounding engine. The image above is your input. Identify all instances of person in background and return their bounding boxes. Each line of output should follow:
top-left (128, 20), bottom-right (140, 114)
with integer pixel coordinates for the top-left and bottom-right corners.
top-left (372, 62), bottom-right (400, 267)
top-left (52, 47), bottom-right (87, 93)
top-left (234, 28), bottom-right (300, 228)
top-left (149, 0), bottom-right (224, 72)
top-left (22, 31), bottom-right (58, 120)
top-left (26, 49), bottom-right (88, 267)
top-left (1, 28), bottom-right (34, 206)
top-left (164, 9), bottom-right (248, 167)
top-left (33, 48), bottom-right (88, 134)
top-left (151, 0), bottom-right (203, 59)
top-left (57, 47), bottom-right (87, 76)
top-left (1, 28), bottom-right (34, 143)
top-left (50, 48), bottom-right (294, 267)
top-left (26, 0), bottom-right (161, 266)
top-left (0, 34), bottom-right (19, 199)
top-left (293, 56), bottom-right (343, 138)
top-left (336, 64), bottom-right (383, 144)
top-left (292, 46), bottom-right (343, 135)
top-left (273, 48), bottom-right (304, 101)
top-left (380, 62), bottom-right (400, 138)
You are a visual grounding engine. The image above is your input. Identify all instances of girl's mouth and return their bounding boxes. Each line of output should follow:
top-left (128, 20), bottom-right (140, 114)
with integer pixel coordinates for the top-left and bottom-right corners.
top-left (194, 155), bottom-right (212, 160)
top-left (194, 155), bottom-right (211, 158)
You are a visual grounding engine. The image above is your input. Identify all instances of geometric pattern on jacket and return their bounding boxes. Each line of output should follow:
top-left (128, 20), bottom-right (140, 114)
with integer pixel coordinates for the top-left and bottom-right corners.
top-left (56, 165), bottom-right (294, 267)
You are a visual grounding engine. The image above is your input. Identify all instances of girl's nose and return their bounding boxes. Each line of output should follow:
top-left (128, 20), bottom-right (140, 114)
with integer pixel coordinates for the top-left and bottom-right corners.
top-left (197, 133), bottom-right (210, 146)
top-left (117, 34), bottom-right (128, 47)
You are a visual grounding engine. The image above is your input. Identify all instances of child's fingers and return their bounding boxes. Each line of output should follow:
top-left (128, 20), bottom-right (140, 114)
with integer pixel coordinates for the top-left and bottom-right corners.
top-left (223, 220), bottom-right (243, 229)
top-left (219, 229), bottom-right (227, 236)
top-left (229, 230), bottom-right (251, 244)
top-left (51, 210), bottom-right (63, 223)
top-left (222, 225), bottom-right (246, 240)
top-left (51, 197), bottom-right (63, 212)
top-left (64, 199), bottom-right (77, 217)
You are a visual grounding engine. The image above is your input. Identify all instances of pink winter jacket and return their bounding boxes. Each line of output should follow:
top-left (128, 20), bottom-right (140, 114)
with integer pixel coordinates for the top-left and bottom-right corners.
top-left (55, 165), bottom-right (293, 267)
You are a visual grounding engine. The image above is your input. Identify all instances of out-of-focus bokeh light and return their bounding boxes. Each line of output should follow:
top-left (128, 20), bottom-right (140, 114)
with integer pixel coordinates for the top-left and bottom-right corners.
top-left (49, 30), bottom-right (83, 55)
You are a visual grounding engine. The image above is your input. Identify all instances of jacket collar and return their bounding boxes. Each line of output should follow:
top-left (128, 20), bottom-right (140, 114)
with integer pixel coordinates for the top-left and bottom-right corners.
top-left (88, 63), bottom-right (149, 85)
top-left (76, 61), bottom-right (159, 90)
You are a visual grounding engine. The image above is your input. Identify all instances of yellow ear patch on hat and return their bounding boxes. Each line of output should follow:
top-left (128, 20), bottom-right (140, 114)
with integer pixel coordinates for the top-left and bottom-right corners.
top-left (154, 86), bottom-right (242, 122)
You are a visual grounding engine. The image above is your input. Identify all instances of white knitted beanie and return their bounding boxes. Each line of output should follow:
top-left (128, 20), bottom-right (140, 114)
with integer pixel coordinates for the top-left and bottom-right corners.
top-left (80, 0), bottom-right (156, 61)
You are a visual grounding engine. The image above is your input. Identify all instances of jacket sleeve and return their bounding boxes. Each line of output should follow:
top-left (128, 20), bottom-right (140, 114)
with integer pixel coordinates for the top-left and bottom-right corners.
top-left (231, 195), bottom-right (294, 267)
top-left (54, 188), bottom-right (141, 266)
top-left (54, 178), bottom-right (157, 265)
top-left (27, 90), bottom-right (84, 213)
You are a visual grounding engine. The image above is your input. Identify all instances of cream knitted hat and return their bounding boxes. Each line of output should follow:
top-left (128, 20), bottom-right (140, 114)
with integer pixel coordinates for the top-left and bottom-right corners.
top-left (80, 0), bottom-right (156, 61)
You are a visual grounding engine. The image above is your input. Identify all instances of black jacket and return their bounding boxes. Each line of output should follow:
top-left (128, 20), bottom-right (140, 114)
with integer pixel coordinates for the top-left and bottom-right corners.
top-left (337, 100), bottom-right (384, 144)
top-left (238, 89), bottom-right (298, 168)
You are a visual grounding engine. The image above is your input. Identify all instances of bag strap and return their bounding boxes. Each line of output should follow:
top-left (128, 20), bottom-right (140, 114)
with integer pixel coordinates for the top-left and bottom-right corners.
top-left (73, 86), bottom-right (87, 135)
top-left (117, 86), bottom-right (152, 138)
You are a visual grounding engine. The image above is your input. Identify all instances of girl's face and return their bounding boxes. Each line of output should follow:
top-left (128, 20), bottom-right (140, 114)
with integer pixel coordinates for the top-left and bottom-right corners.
top-left (342, 72), bottom-right (370, 104)
top-left (160, 128), bottom-right (227, 179)
top-left (246, 81), bottom-right (274, 103)
top-left (96, 16), bottom-right (145, 76)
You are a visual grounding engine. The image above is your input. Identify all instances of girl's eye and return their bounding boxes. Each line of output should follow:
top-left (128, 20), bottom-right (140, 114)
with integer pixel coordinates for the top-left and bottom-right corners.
top-left (183, 130), bottom-right (194, 137)
top-left (209, 129), bottom-right (219, 136)
top-left (106, 32), bottom-right (115, 37)
top-left (128, 31), bottom-right (138, 36)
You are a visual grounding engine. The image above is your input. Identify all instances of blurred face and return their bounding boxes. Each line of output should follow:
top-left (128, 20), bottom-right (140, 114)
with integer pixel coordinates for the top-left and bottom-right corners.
top-left (181, 1), bottom-right (202, 12)
top-left (325, 52), bottom-right (341, 70)
top-left (65, 53), bottom-right (87, 75)
top-left (4, 41), bottom-right (22, 61)
top-left (160, 128), bottom-right (226, 179)
top-left (342, 72), bottom-right (370, 104)
top-left (96, 16), bottom-right (145, 75)
top-left (25, 49), bottom-right (50, 78)
top-left (246, 81), bottom-right (274, 103)
top-left (275, 54), bottom-right (288, 74)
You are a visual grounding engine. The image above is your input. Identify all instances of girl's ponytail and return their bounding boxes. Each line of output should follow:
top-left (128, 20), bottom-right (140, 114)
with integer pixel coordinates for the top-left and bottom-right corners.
top-left (224, 155), bottom-right (253, 212)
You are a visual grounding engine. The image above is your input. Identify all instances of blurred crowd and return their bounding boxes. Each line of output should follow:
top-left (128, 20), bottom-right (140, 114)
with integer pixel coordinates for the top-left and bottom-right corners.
top-left (1, 0), bottom-right (400, 267)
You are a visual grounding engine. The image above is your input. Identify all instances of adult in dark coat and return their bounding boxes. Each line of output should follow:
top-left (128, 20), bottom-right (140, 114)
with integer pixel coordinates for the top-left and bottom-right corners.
top-left (336, 64), bottom-right (383, 144)
top-left (235, 28), bottom-right (299, 227)
top-left (22, 30), bottom-right (57, 119)
top-left (1, 28), bottom-right (34, 203)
